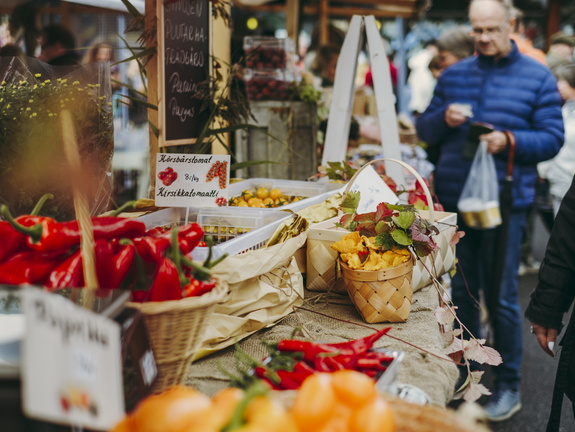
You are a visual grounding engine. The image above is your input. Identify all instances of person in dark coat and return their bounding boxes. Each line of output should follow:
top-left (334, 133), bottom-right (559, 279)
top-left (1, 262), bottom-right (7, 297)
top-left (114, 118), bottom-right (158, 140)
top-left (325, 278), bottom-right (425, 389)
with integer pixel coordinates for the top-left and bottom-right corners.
top-left (526, 176), bottom-right (575, 432)
top-left (416, 0), bottom-right (564, 422)
top-left (38, 24), bottom-right (79, 66)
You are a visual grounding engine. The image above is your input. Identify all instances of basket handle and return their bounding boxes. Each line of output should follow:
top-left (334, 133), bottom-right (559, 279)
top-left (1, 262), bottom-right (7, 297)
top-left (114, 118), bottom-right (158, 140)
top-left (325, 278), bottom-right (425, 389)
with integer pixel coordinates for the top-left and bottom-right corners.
top-left (343, 158), bottom-right (435, 223)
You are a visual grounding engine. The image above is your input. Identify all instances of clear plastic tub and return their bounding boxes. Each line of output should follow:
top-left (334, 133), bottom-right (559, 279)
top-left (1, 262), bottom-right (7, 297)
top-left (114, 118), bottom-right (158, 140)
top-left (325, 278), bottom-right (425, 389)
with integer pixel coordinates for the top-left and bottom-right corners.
top-left (243, 36), bottom-right (296, 70)
top-left (228, 178), bottom-right (344, 211)
top-left (244, 69), bottom-right (298, 101)
top-left (197, 207), bottom-right (289, 244)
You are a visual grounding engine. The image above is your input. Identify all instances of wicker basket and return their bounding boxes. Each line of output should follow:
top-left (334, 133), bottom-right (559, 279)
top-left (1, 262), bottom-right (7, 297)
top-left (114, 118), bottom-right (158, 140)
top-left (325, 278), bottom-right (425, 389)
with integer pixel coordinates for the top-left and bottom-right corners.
top-left (126, 278), bottom-right (228, 393)
top-left (340, 257), bottom-right (414, 323)
top-left (389, 398), bottom-right (489, 432)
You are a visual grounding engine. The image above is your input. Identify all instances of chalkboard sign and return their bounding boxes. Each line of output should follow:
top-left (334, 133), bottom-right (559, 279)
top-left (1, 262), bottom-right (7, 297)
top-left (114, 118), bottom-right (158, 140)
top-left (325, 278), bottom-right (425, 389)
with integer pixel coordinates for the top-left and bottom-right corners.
top-left (158, 0), bottom-right (211, 144)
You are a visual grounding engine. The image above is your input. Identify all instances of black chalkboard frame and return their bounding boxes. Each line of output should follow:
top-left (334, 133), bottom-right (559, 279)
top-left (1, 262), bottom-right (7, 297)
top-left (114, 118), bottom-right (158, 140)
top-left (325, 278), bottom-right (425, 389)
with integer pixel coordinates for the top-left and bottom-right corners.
top-left (157, 0), bottom-right (212, 146)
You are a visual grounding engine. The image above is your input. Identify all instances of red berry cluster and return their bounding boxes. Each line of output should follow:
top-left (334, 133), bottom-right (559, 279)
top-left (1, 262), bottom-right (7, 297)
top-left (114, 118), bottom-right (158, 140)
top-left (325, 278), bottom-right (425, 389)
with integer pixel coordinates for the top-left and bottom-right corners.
top-left (206, 160), bottom-right (228, 189)
top-left (245, 46), bottom-right (287, 69)
top-left (246, 77), bottom-right (289, 101)
top-left (215, 197), bottom-right (227, 207)
top-left (158, 167), bottom-right (177, 186)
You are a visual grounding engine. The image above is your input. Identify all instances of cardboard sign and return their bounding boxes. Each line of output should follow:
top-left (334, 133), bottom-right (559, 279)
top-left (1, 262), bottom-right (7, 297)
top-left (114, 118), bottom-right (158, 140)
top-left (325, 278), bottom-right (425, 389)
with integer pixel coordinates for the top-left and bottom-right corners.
top-left (21, 287), bottom-right (124, 431)
top-left (155, 153), bottom-right (230, 207)
top-left (158, 0), bottom-right (211, 145)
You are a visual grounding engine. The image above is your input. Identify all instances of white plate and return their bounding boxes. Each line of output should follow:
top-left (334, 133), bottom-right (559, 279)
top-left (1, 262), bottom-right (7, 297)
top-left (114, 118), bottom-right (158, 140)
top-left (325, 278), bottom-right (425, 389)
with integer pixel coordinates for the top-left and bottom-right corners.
top-left (0, 314), bottom-right (25, 344)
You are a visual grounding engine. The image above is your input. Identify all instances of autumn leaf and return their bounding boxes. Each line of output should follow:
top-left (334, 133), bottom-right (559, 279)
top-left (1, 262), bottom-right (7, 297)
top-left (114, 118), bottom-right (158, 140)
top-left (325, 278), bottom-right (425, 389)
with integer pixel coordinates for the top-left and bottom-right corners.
top-left (391, 229), bottom-right (411, 246)
top-left (375, 232), bottom-right (395, 251)
top-left (435, 306), bottom-right (455, 326)
top-left (451, 230), bottom-right (466, 246)
top-left (340, 191), bottom-right (360, 214)
top-left (375, 202), bottom-right (394, 221)
top-left (374, 220), bottom-right (389, 235)
top-left (462, 382), bottom-right (492, 403)
top-left (464, 339), bottom-right (503, 366)
top-left (393, 211), bottom-right (416, 230)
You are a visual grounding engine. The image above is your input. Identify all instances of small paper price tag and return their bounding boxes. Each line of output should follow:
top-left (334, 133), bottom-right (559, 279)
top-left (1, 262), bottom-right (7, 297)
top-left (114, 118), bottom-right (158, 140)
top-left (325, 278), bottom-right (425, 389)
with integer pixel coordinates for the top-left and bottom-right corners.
top-left (21, 288), bottom-right (124, 430)
top-left (155, 153), bottom-right (230, 208)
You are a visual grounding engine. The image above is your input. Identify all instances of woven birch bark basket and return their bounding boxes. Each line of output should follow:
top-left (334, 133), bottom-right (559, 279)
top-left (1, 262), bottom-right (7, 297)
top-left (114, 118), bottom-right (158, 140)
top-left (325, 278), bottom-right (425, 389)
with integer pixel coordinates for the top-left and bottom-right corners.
top-left (340, 257), bottom-right (414, 323)
top-left (336, 158), bottom-right (436, 323)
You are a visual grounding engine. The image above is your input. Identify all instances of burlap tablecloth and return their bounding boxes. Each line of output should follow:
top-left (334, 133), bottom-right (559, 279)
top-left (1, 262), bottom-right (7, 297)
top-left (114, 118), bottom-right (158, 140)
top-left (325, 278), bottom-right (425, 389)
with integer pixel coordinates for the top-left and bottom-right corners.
top-left (184, 285), bottom-right (459, 407)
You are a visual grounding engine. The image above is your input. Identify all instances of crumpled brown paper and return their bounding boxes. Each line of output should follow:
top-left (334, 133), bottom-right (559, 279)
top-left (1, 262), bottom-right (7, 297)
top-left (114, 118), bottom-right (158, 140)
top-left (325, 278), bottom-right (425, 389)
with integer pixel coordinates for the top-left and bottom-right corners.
top-left (193, 232), bottom-right (307, 360)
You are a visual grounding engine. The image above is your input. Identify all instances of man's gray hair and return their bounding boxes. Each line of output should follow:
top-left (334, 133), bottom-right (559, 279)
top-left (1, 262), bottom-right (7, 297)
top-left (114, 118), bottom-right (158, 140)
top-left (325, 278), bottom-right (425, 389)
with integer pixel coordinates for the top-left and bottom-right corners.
top-left (469, 0), bottom-right (514, 19)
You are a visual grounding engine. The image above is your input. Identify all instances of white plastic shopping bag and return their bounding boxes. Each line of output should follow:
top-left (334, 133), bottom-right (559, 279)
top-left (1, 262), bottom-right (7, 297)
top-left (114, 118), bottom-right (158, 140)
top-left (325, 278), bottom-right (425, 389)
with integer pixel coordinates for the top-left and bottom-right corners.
top-left (457, 140), bottom-right (502, 229)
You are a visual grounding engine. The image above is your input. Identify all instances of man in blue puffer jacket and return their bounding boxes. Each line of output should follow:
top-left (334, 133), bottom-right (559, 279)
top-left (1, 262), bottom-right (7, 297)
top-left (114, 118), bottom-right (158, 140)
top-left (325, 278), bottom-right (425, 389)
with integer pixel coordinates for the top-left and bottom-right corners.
top-left (416, 0), bottom-right (564, 422)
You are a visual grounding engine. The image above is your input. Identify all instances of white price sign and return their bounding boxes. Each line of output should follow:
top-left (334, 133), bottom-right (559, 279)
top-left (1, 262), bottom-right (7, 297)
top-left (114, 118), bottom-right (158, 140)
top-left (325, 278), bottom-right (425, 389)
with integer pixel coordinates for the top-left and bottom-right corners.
top-left (21, 288), bottom-right (124, 430)
top-left (155, 153), bottom-right (230, 208)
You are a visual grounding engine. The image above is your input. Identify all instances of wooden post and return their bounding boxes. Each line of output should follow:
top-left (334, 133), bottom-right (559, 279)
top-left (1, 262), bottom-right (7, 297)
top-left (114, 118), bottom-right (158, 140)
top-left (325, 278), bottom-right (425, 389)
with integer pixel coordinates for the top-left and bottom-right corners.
top-left (546, 0), bottom-right (561, 48)
top-left (145, 0), bottom-right (159, 196)
top-left (285, 0), bottom-right (300, 45)
top-left (211, 3), bottom-right (231, 156)
top-left (319, 0), bottom-right (329, 46)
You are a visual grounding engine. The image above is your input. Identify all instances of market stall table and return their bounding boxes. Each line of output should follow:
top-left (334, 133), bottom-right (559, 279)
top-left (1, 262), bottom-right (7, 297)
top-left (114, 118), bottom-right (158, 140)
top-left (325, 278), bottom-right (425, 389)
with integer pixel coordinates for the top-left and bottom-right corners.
top-left (185, 285), bottom-right (459, 407)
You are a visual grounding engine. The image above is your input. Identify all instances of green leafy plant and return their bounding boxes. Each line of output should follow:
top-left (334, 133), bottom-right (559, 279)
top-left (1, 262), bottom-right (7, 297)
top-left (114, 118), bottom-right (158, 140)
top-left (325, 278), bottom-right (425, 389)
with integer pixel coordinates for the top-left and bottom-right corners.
top-left (0, 70), bottom-right (113, 220)
top-left (336, 191), bottom-right (439, 257)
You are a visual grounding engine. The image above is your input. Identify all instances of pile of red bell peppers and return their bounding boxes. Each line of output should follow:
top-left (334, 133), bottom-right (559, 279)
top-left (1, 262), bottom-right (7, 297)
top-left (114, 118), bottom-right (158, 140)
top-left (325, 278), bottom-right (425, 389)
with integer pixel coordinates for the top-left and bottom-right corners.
top-left (0, 199), bottom-right (223, 301)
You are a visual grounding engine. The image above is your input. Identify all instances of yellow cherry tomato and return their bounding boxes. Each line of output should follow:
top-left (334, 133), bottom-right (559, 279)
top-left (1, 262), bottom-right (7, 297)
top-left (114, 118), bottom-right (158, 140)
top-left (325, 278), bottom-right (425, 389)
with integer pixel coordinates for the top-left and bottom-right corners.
top-left (256, 187), bottom-right (269, 200)
top-left (269, 188), bottom-right (283, 201)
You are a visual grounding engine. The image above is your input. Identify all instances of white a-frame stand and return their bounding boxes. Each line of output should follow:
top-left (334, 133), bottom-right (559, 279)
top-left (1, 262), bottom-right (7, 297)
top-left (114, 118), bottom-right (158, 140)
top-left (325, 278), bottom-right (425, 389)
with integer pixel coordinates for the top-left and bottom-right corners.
top-left (321, 15), bottom-right (405, 186)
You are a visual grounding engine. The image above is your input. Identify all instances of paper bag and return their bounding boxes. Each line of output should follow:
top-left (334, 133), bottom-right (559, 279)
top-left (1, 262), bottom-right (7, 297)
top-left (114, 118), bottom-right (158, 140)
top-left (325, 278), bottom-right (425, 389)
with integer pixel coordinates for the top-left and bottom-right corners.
top-left (193, 232), bottom-right (307, 360)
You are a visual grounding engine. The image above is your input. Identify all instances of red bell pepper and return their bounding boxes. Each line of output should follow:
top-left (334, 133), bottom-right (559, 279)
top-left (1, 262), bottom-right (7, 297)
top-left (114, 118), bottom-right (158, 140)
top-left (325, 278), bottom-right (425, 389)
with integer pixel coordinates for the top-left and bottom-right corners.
top-left (1, 205), bottom-right (147, 253)
top-left (0, 251), bottom-right (65, 285)
top-left (0, 221), bottom-right (28, 264)
top-left (147, 257), bottom-right (183, 302)
top-left (45, 249), bottom-right (84, 291)
top-left (133, 236), bottom-right (171, 264)
top-left (93, 239), bottom-right (136, 290)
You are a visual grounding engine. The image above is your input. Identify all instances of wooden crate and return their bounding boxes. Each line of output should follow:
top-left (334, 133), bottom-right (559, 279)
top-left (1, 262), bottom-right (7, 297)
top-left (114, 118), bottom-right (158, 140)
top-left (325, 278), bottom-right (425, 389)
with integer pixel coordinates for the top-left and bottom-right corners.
top-left (235, 101), bottom-right (318, 180)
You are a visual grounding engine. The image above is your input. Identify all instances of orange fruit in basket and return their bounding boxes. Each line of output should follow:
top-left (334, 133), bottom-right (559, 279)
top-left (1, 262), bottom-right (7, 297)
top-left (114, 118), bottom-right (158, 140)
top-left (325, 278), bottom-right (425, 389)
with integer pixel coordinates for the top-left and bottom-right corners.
top-left (291, 373), bottom-right (336, 432)
top-left (127, 385), bottom-right (212, 432)
top-left (256, 187), bottom-right (270, 200)
top-left (269, 188), bottom-right (283, 201)
top-left (348, 396), bottom-right (395, 432)
top-left (331, 370), bottom-right (378, 408)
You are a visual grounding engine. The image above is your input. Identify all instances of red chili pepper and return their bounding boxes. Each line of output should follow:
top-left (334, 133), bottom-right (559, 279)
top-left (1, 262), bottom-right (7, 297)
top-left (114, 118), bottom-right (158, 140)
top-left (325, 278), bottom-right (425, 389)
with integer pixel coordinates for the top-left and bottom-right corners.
top-left (355, 357), bottom-right (389, 371)
top-left (277, 339), bottom-right (351, 361)
top-left (293, 361), bottom-right (316, 374)
top-left (45, 249), bottom-right (84, 291)
top-left (1, 206), bottom-right (147, 253)
top-left (0, 251), bottom-right (65, 285)
top-left (147, 257), bottom-right (183, 302)
top-left (324, 327), bottom-right (392, 354)
top-left (133, 236), bottom-right (171, 264)
top-left (183, 276), bottom-right (217, 297)
top-left (93, 239), bottom-right (137, 290)
top-left (275, 370), bottom-right (309, 390)
top-left (0, 221), bottom-right (28, 264)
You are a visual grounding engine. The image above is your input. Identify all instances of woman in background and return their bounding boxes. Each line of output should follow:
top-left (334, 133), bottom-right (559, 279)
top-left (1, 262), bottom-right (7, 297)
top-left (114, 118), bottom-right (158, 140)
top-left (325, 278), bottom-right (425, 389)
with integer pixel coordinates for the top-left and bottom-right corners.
top-left (538, 63), bottom-right (575, 215)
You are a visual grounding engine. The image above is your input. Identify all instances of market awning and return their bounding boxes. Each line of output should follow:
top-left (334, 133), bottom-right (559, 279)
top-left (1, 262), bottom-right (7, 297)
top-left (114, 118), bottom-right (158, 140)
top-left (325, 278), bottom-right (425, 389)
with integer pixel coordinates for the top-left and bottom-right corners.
top-left (0, 0), bottom-right (144, 14)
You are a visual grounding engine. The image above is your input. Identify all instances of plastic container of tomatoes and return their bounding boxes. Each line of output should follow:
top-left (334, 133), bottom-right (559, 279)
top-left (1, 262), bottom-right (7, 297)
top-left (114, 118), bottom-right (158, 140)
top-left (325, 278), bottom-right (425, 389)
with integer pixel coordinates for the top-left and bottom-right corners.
top-left (244, 69), bottom-right (300, 101)
top-left (243, 36), bottom-right (296, 70)
top-left (228, 178), bottom-right (344, 211)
